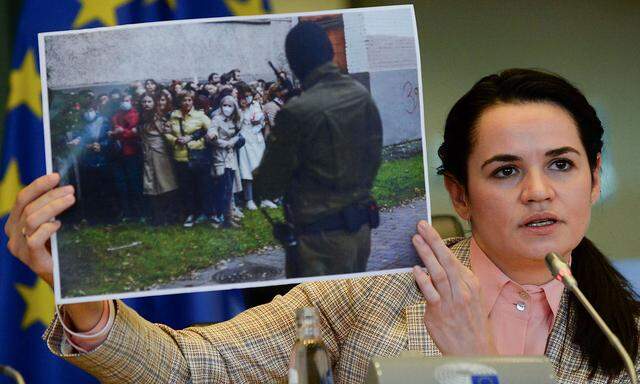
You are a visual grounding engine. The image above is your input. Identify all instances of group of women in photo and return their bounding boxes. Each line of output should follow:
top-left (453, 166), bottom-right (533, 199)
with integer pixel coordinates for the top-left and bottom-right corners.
top-left (61, 70), bottom-right (292, 228)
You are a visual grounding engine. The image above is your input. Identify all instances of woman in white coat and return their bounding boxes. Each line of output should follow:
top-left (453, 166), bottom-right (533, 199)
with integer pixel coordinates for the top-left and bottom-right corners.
top-left (207, 95), bottom-right (242, 228)
top-left (236, 83), bottom-right (277, 210)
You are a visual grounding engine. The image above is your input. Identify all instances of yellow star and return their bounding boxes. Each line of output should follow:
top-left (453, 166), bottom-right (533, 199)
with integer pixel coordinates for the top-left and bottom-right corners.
top-left (143, 0), bottom-right (176, 10)
top-left (6, 50), bottom-right (42, 118)
top-left (0, 159), bottom-right (23, 216)
top-left (73, 0), bottom-right (133, 28)
top-left (15, 278), bottom-right (55, 329)
top-left (224, 0), bottom-right (267, 16)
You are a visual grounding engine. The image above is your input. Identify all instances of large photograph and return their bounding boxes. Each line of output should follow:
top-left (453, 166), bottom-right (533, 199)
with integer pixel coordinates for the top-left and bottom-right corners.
top-left (39, 5), bottom-right (428, 304)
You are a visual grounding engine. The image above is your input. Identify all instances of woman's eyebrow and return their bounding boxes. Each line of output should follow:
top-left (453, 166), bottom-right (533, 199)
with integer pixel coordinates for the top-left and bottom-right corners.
top-left (545, 146), bottom-right (581, 157)
top-left (481, 154), bottom-right (520, 169)
top-left (480, 147), bottom-right (582, 170)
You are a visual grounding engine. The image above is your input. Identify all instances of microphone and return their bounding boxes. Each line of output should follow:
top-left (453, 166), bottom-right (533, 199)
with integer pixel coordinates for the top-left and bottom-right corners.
top-left (545, 252), bottom-right (638, 384)
top-left (0, 365), bottom-right (25, 384)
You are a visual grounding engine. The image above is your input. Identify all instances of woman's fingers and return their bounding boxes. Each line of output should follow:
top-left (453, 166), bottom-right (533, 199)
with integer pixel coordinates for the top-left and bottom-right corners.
top-left (24, 220), bottom-right (61, 286)
top-left (6, 173), bottom-right (60, 232)
top-left (412, 233), bottom-right (451, 300)
top-left (413, 266), bottom-right (441, 305)
top-left (22, 184), bottom-right (74, 223)
top-left (21, 192), bottom-right (75, 236)
top-left (417, 220), bottom-right (469, 299)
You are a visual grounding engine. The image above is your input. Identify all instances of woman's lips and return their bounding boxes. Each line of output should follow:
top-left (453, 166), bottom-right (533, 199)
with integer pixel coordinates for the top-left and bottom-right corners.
top-left (521, 219), bottom-right (559, 235)
top-left (522, 221), bottom-right (558, 235)
top-left (520, 213), bottom-right (560, 235)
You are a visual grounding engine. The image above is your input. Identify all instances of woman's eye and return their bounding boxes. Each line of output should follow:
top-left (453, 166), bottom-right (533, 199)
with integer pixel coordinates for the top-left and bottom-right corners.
top-left (493, 166), bottom-right (518, 178)
top-left (550, 159), bottom-right (574, 171)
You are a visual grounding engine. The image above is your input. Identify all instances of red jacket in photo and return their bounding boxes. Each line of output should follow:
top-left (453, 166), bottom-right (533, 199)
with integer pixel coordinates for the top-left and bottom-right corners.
top-left (111, 108), bottom-right (141, 156)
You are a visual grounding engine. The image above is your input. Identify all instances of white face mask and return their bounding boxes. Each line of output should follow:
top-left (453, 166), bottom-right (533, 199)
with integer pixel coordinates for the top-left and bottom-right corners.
top-left (120, 101), bottom-right (132, 111)
top-left (83, 110), bottom-right (96, 121)
top-left (245, 95), bottom-right (253, 104)
top-left (222, 105), bottom-right (234, 117)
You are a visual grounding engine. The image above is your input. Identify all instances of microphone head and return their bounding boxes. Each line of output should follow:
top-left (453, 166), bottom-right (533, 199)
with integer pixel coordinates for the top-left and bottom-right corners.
top-left (545, 252), bottom-right (576, 288)
top-left (545, 252), bottom-right (564, 277)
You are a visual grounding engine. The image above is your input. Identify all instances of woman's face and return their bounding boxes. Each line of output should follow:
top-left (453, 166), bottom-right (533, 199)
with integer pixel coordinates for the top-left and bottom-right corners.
top-left (449, 102), bottom-right (601, 277)
top-left (145, 80), bottom-right (157, 93)
top-left (181, 96), bottom-right (193, 111)
top-left (239, 93), bottom-right (251, 108)
top-left (204, 84), bottom-right (216, 95)
top-left (158, 95), bottom-right (167, 110)
top-left (141, 96), bottom-right (154, 111)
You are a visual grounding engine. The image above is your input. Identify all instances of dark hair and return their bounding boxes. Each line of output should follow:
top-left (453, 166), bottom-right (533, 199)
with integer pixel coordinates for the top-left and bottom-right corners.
top-left (235, 82), bottom-right (252, 96)
top-left (220, 72), bottom-right (232, 85)
top-left (208, 72), bottom-right (219, 83)
top-left (438, 68), bottom-right (639, 378)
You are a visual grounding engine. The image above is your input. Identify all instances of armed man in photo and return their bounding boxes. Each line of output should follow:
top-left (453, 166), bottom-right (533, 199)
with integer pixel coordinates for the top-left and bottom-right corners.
top-left (254, 21), bottom-right (383, 278)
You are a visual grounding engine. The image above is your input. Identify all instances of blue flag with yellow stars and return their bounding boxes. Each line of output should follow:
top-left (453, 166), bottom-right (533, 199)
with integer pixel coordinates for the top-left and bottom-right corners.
top-left (0, 1), bottom-right (273, 382)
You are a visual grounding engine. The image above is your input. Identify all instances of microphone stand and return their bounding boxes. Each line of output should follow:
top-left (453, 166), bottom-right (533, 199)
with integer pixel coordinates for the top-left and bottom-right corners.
top-left (545, 252), bottom-right (638, 384)
top-left (0, 365), bottom-right (25, 384)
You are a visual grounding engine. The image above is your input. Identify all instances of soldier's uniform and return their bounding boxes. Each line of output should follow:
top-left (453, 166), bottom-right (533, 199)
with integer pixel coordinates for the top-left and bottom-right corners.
top-left (254, 62), bottom-right (383, 277)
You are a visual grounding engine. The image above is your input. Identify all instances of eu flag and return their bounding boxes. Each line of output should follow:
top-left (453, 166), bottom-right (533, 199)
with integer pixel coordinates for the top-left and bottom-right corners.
top-left (0, 1), bottom-right (272, 382)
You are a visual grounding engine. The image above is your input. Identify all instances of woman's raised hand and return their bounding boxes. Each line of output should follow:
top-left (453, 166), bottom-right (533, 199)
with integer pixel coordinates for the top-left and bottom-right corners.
top-left (5, 174), bottom-right (105, 330)
top-left (412, 220), bottom-right (496, 355)
top-left (4, 173), bottom-right (74, 287)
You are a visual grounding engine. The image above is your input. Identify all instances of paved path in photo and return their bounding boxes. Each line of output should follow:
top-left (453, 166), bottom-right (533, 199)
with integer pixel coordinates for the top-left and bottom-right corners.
top-left (153, 199), bottom-right (427, 289)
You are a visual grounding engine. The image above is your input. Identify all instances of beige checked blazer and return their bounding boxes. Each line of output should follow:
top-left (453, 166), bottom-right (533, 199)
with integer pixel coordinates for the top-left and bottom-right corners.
top-left (44, 237), bottom-right (639, 383)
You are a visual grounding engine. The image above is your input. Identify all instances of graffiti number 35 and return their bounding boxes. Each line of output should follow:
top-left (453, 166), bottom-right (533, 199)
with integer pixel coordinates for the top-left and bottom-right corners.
top-left (403, 81), bottom-right (419, 114)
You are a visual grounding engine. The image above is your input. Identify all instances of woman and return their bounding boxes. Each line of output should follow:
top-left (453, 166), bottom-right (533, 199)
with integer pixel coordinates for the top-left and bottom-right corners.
top-left (207, 95), bottom-right (242, 228)
top-left (139, 94), bottom-right (178, 226)
top-left (109, 93), bottom-right (143, 222)
top-left (164, 90), bottom-right (213, 227)
top-left (6, 69), bottom-right (639, 383)
top-left (261, 82), bottom-right (285, 139)
top-left (67, 103), bottom-right (113, 224)
top-left (235, 83), bottom-right (277, 210)
top-left (156, 89), bottom-right (173, 119)
top-left (144, 79), bottom-right (159, 97)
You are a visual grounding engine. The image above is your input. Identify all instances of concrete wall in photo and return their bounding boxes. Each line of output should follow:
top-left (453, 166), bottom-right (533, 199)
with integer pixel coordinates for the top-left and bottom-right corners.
top-left (44, 19), bottom-right (294, 89)
top-left (369, 69), bottom-right (421, 146)
top-left (344, 7), bottom-right (417, 73)
top-left (344, 6), bottom-right (420, 146)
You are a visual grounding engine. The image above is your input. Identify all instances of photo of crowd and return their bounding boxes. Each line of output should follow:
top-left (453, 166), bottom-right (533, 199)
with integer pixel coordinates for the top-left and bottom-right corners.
top-left (52, 68), bottom-right (295, 229)
top-left (42, 7), bottom-right (425, 302)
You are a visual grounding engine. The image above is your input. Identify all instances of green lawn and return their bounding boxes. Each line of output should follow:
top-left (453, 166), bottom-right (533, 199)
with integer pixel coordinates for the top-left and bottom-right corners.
top-left (59, 154), bottom-right (425, 297)
top-left (373, 155), bottom-right (426, 208)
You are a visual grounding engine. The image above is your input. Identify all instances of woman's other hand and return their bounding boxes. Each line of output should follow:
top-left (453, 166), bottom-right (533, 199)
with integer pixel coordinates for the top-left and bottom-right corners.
top-left (5, 174), bottom-right (105, 330)
top-left (412, 220), bottom-right (496, 355)
top-left (4, 173), bottom-right (74, 287)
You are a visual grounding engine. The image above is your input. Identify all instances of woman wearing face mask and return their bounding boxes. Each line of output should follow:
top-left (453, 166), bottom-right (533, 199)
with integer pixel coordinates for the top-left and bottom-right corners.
top-left (67, 103), bottom-right (114, 224)
top-left (207, 95), bottom-right (242, 228)
top-left (139, 94), bottom-right (178, 226)
top-left (109, 93), bottom-right (143, 222)
top-left (235, 83), bottom-right (277, 210)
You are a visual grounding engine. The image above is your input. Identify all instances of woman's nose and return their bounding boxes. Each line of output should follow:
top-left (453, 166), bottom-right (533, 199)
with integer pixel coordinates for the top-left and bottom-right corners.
top-left (520, 169), bottom-right (555, 203)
